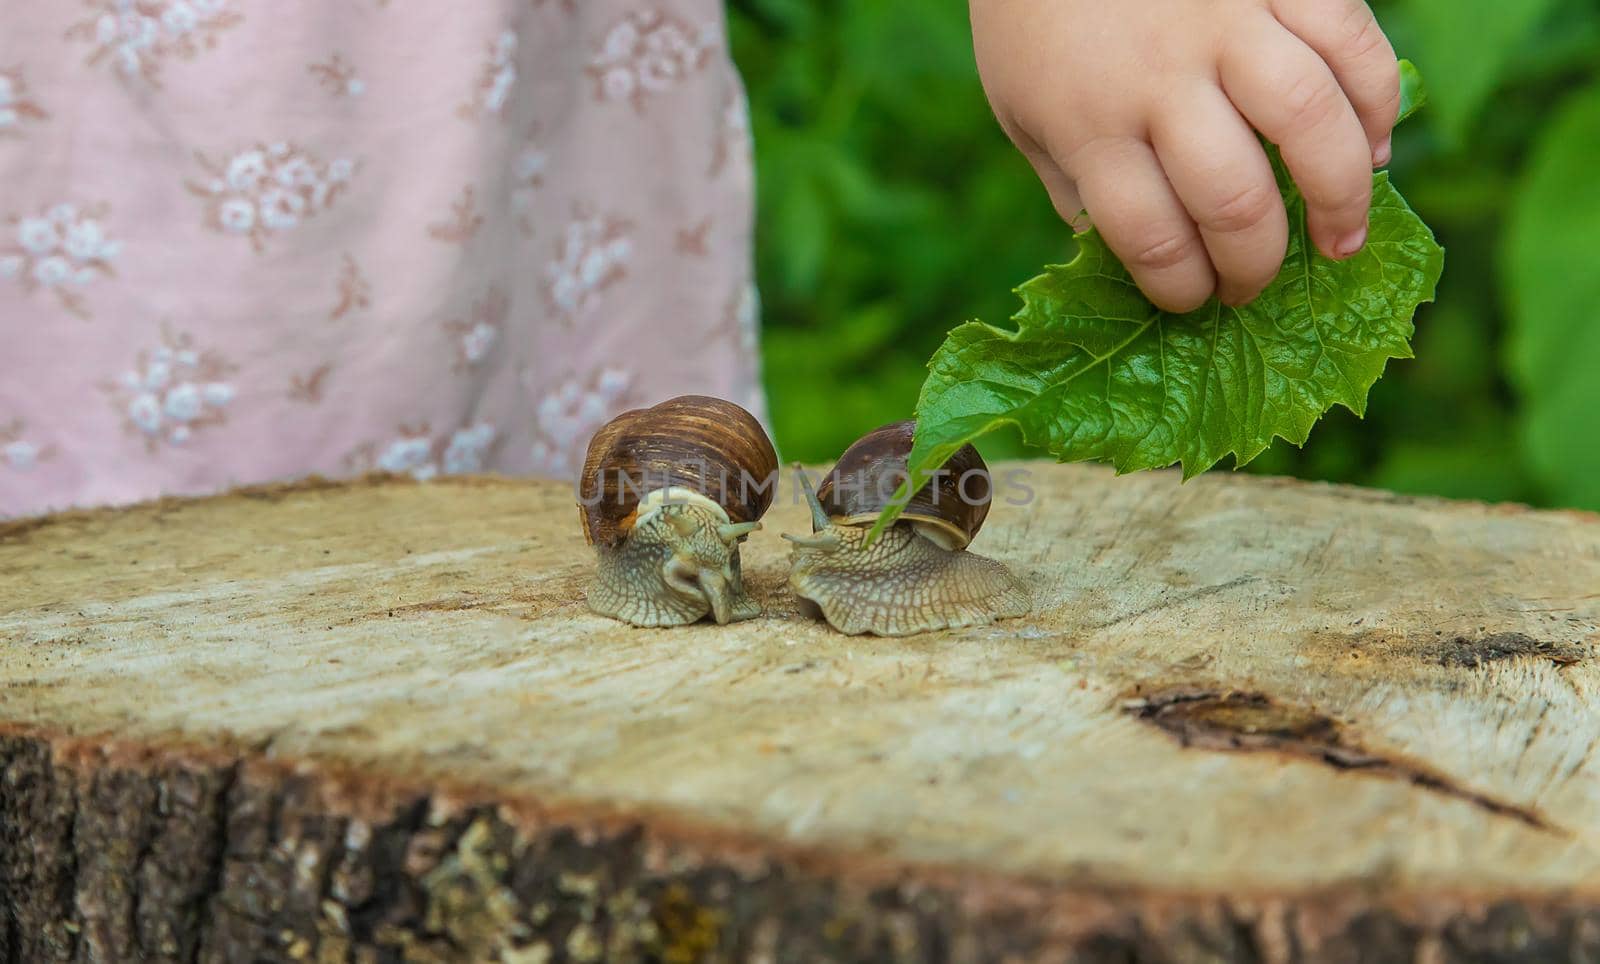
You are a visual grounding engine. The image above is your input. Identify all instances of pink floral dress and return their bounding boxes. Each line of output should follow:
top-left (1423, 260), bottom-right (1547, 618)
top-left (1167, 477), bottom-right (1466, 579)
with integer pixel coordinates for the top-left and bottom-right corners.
top-left (0, 0), bottom-right (763, 519)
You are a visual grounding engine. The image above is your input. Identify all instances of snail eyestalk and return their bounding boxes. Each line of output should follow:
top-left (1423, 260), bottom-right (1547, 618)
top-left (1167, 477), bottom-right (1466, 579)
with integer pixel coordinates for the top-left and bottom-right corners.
top-left (717, 521), bottom-right (761, 544)
top-left (794, 465), bottom-right (830, 533)
top-left (782, 531), bottom-right (841, 552)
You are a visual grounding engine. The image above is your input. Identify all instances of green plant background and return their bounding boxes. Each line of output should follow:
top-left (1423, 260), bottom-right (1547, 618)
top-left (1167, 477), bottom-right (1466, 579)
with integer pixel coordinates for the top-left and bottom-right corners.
top-left (729, 0), bottom-right (1600, 510)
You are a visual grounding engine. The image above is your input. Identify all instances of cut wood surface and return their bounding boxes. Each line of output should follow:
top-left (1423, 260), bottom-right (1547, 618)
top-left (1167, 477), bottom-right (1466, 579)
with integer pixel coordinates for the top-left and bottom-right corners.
top-left (2, 465), bottom-right (1599, 962)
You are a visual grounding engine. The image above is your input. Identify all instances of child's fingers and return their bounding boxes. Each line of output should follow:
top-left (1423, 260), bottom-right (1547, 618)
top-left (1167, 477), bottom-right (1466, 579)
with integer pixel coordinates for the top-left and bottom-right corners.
top-left (1067, 137), bottom-right (1215, 313)
top-left (1017, 146), bottom-right (1090, 231)
top-left (1220, 14), bottom-right (1373, 261)
top-left (1150, 88), bottom-right (1288, 306)
top-left (1270, 0), bottom-right (1400, 162)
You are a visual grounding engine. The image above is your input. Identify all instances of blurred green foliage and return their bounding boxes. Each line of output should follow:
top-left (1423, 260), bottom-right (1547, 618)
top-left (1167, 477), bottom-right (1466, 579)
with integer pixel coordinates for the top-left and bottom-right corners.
top-left (731, 0), bottom-right (1600, 509)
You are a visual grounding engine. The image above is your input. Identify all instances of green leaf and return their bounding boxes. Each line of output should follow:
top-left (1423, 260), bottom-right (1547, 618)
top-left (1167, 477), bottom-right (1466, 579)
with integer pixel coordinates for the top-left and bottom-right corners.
top-left (1504, 80), bottom-right (1600, 510)
top-left (867, 70), bottom-right (1444, 543)
top-left (1397, 0), bottom-right (1557, 144)
top-left (1397, 58), bottom-right (1428, 124)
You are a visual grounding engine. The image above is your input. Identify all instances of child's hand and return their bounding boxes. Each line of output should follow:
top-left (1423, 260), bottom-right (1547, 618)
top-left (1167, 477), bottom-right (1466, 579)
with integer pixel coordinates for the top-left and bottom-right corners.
top-left (971, 0), bottom-right (1399, 311)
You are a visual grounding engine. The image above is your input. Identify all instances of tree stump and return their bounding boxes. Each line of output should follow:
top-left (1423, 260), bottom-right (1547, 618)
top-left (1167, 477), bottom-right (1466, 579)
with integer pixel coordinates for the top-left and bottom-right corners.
top-left (2, 466), bottom-right (1598, 963)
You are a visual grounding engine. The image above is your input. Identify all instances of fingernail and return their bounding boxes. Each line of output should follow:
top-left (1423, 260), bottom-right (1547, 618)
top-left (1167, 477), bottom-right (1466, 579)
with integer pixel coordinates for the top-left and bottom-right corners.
top-left (1335, 226), bottom-right (1367, 259)
top-left (1373, 137), bottom-right (1392, 167)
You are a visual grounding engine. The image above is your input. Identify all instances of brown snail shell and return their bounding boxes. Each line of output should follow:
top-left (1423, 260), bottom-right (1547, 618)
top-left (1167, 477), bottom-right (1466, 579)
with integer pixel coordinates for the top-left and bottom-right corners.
top-left (785, 420), bottom-right (1028, 636)
top-left (579, 395), bottom-right (777, 628)
top-left (816, 419), bottom-right (990, 550)
top-left (579, 395), bottom-right (778, 548)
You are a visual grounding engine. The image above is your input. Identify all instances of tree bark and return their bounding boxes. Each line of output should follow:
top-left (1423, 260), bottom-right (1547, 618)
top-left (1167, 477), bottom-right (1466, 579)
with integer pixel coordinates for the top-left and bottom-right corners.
top-left (2, 467), bottom-right (1597, 962)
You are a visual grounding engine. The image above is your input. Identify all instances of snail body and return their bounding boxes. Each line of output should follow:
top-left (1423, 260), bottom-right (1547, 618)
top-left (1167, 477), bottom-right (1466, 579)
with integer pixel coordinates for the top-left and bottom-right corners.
top-left (579, 395), bottom-right (777, 627)
top-left (785, 420), bottom-right (1030, 636)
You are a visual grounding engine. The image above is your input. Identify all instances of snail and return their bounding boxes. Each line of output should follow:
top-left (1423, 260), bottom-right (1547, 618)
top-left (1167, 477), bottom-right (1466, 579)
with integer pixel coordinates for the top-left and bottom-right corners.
top-left (579, 395), bottom-right (777, 627)
top-left (784, 420), bottom-right (1030, 636)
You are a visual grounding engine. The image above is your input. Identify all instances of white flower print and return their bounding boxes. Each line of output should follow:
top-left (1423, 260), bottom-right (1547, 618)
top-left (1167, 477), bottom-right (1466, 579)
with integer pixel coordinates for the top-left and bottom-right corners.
top-left (257, 187), bottom-right (305, 230)
top-left (542, 209), bottom-right (632, 321)
top-left (348, 422), bottom-right (499, 480)
top-left (444, 288), bottom-right (509, 371)
top-left (599, 68), bottom-right (634, 103)
top-left (18, 218), bottom-right (59, 256)
top-left (0, 420), bottom-right (56, 472)
top-left (594, 368), bottom-right (630, 400)
top-left (67, 0), bottom-right (242, 86)
top-left (276, 157), bottom-right (319, 189)
top-left (600, 18), bottom-right (641, 61)
top-left (710, 68), bottom-right (754, 178)
top-left (701, 282), bottom-right (766, 417)
top-left (459, 29), bottom-right (519, 120)
top-left (32, 256), bottom-right (72, 287)
top-left (226, 150), bottom-right (266, 191)
top-left (163, 382), bottom-right (203, 421)
top-left (729, 282), bottom-right (760, 358)
top-left (588, 10), bottom-right (715, 109)
top-left (442, 423), bottom-right (497, 475)
top-left (526, 367), bottom-right (635, 477)
top-left (377, 435), bottom-right (433, 475)
top-left (309, 54), bottom-right (366, 98)
top-left (162, 2), bottom-right (198, 35)
top-left (102, 324), bottom-right (238, 452)
top-left (218, 198), bottom-right (255, 234)
top-left (0, 201), bottom-right (121, 318)
top-left (63, 220), bottom-right (108, 261)
top-left (463, 325), bottom-right (496, 362)
top-left (4, 441), bottom-right (38, 470)
top-left (515, 146), bottom-right (547, 183)
top-left (511, 126), bottom-right (546, 237)
top-left (188, 143), bottom-right (356, 251)
top-left (144, 357), bottom-right (171, 391)
top-left (128, 393), bottom-right (163, 434)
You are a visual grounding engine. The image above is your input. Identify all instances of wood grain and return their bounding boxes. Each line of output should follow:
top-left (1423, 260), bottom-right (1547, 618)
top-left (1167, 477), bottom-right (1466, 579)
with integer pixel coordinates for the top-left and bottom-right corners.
top-left (2, 465), bottom-right (1598, 962)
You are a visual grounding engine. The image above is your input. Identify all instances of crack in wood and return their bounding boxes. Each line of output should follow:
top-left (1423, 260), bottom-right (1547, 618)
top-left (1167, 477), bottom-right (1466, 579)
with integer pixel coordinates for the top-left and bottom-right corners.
top-left (1433, 632), bottom-right (1586, 669)
top-left (128, 771), bottom-right (160, 962)
top-left (57, 768), bottom-right (81, 961)
top-left (1, 860), bottom-right (16, 964)
top-left (1085, 575), bottom-right (1265, 630)
top-left (1123, 688), bottom-right (1561, 834)
top-left (190, 759), bottom-right (238, 964)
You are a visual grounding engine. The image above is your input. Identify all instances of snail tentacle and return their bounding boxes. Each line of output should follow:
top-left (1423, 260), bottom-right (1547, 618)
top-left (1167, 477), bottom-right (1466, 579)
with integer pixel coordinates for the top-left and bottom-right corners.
top-left (781, 531), bottom-right (841, 552)
top-left (717, 521), bottom-right (761, 544)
